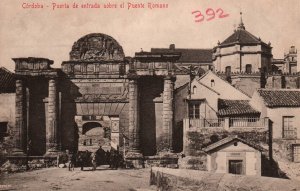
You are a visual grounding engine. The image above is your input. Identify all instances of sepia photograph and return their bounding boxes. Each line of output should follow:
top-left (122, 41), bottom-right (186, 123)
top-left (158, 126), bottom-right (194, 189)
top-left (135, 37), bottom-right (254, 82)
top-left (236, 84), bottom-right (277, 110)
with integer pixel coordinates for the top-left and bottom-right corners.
top-left (0, 0), bottom-right (300, 190)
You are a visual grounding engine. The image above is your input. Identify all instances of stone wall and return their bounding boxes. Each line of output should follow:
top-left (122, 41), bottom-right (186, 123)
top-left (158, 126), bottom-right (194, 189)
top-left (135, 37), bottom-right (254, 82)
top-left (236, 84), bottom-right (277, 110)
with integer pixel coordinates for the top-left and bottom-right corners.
top-left (150, 167), bottom-right (300, 191)
top-left (232, 75), bottom-right (260, 97)
top-left (266, 74), bottom-right (300, 89)
top-left (184, 128), bottom-right (269, 156)
top-left (0, 93), bottom-right (15, 128)
top-left (0, 93), bottom-right (15, 155)
top-left (173, 83), bottom-right (188, 153)
top-left (273, 139), bottom-right (298, 162)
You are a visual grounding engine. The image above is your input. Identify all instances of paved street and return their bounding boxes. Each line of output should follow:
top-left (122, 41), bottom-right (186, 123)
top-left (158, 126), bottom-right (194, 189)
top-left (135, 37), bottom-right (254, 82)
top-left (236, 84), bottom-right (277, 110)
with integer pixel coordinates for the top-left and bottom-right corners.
top-left (0, 167), bottom-right (153, 191)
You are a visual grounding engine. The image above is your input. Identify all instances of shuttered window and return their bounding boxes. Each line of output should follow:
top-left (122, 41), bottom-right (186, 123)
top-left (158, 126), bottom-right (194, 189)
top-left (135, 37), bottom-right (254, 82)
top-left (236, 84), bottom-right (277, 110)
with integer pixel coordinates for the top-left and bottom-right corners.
top-left (283, 116), bottom-right (296, 139)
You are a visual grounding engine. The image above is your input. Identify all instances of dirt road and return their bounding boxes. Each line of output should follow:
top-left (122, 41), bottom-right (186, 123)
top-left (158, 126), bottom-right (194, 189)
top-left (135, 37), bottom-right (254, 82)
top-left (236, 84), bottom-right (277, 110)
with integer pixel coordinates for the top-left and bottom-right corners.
top-left (0, 166), bottom-right (153, 191)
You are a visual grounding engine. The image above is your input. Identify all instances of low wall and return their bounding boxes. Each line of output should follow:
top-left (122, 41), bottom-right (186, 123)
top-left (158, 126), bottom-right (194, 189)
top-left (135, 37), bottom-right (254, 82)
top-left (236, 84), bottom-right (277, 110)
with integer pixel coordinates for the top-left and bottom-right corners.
top-left (150, 167), bottom-right (300, 191)
top-left (1, 156), bottom-right (58, 173)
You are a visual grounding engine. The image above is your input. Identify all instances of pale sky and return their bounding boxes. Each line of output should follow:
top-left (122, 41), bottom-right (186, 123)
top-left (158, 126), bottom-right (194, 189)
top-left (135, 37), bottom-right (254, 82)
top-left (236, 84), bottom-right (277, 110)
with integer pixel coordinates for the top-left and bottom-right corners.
top-left (0, 0), bottom-right (299, 71)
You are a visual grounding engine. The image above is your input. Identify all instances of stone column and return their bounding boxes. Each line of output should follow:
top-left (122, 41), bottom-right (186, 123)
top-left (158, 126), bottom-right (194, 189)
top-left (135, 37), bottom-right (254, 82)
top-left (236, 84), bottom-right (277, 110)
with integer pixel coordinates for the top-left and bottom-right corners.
top-left (12, 79), bottom-right (26, 155)
top-left (126, 78), bottom-right (143, 162)
top-left (45, 78), bottom-right (59, 155)
top-left (162, 76), bottom-right (175, 152)
top-left (128, 79), bottom-right (141, 153)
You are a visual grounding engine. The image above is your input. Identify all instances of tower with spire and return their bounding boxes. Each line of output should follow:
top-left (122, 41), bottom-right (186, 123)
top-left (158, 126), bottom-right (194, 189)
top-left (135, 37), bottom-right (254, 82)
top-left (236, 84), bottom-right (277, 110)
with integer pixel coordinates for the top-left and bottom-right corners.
top-left (212, 12), bottom-right (273, 96)
top-left (237, 12), bottom-right (245, 30)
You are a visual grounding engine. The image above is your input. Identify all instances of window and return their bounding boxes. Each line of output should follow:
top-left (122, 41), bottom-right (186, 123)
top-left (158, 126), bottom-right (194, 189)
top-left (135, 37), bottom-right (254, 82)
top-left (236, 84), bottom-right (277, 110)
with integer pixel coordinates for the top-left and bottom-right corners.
top-left (225, 66), bottom-right (231, 75)
top-left (189, 102), bottom-right (200, 119)
top-left (192, 85), bottom-right (197, 94)
top-left (283, 116), bottom-right (296, 139)
top-left (211, 79), bottom-right (215, 87)
top-left (293, 145), bottom-right (300, 162)
top-left (246, 64), bottom-right (252, 74)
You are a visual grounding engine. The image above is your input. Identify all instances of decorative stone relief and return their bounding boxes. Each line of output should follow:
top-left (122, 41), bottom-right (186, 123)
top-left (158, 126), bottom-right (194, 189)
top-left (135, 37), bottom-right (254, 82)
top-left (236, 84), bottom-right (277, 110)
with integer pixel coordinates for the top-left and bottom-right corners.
top-left (69, 33), bottom-right (125, 61)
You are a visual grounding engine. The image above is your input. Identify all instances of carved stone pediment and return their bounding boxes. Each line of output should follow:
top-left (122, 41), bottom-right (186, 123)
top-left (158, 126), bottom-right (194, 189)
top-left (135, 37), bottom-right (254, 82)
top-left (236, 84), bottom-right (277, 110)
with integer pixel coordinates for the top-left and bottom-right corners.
top-left (69, 33), bottom-right (125, 61)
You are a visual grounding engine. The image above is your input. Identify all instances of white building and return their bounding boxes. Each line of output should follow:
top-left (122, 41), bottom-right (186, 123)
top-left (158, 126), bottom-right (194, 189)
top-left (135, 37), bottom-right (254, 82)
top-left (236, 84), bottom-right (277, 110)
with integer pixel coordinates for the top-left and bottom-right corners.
top-left (204, 135), bottom-right (264, 176)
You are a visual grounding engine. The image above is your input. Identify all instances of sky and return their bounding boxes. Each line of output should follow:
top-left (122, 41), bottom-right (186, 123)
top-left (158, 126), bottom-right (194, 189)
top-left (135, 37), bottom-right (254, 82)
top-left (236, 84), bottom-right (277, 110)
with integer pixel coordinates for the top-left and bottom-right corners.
top-left (0, 0), bottom-right (299, 71)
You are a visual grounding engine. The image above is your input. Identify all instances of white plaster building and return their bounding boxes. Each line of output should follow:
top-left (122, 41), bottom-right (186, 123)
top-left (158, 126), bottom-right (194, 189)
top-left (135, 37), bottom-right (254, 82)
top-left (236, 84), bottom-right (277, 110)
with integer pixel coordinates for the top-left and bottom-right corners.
top-left (204, 136), bottom-right (264, 176)
top-left (250, 89), bottom-right (300, 162)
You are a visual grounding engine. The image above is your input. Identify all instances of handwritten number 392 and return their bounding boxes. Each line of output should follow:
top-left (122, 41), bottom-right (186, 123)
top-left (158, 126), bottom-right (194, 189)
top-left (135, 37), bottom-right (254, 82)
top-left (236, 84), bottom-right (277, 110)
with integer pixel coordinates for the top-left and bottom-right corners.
top-left (192, 8), bottom-right (229, 23)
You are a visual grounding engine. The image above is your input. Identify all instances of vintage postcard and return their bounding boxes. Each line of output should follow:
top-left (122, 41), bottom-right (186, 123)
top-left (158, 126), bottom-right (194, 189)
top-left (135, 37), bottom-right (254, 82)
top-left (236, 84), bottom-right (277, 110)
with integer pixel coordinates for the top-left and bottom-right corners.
top-left (0, 0), bottom-right (300, 190)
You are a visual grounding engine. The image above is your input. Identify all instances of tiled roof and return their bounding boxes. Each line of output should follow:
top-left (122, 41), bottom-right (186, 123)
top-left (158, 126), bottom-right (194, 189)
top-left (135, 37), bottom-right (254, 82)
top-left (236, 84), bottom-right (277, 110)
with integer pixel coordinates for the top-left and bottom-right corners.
top-left (220, 28), bottom-right (267, 46)
top-left (0, 67), bottom-right (15, 93)
top-left (218, 99), bottom-right (260, 116)
top-left (257, 89), bottom-right (300, 107)
top-left (203, 135), bottom-right (265, 153)
top-left (151, 48), bottom-right (213, 63)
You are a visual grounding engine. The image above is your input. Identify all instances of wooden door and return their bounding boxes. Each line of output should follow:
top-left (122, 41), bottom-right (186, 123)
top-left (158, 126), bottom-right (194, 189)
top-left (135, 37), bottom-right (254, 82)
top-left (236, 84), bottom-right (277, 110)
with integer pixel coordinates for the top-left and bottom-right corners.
top-left (229, 160), bottom-right (243, 174)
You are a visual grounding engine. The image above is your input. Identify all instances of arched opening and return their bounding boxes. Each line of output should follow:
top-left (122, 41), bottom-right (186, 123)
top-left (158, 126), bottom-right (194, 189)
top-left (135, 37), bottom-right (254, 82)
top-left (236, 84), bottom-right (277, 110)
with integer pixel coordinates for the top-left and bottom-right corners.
top-left (82, 122), bottom-right (102, 135)
top-left (79, 122), bottom-right (111, 151)
top-left (192, 85), bottom-right (197, 94)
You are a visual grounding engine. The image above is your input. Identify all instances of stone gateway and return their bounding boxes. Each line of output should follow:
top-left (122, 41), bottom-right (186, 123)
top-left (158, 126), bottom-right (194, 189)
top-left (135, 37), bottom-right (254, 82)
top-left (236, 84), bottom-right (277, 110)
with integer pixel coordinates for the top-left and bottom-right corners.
top-left (9, 33), bottom-right (185, 167)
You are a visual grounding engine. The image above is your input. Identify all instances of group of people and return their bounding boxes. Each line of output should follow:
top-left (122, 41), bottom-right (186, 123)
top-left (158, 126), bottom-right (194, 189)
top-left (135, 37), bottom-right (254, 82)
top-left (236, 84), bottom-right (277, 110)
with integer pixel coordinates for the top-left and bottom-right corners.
top-left (59, 146), bottom-right (124, 171)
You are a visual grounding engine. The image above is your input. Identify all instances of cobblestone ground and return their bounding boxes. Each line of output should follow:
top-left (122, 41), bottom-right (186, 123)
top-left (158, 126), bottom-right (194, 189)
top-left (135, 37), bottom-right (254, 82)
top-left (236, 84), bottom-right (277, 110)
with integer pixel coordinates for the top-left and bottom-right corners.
top-left (0, 166), bottom-right (153, 191)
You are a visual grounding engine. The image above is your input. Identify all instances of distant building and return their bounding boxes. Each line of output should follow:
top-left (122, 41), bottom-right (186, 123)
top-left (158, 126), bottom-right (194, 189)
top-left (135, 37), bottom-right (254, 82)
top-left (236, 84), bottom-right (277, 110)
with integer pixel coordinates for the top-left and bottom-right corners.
top-left (151, 44), bottom-right (213, 74)
top-left (284, 46), bottom-right (298, 74)
top-left (212, 14), bottom-right (273, 74)
top-left (271, 46), bottom-right (298, 74)
top-left (271, 58), bottom-right (285, 73)
top-left (0, 67), bottom-right (15, 141)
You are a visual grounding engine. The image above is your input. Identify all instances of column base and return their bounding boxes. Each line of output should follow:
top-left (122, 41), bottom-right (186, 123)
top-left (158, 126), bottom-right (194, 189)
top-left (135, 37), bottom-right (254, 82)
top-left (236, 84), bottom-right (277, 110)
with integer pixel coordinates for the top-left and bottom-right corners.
top-left (44, 148), bottom-right (61, 157)
top-left (11, 148), bottom-right (26, 156)
top-left (158, 149), bottom-right (177, 158)
top-left (125, 151), bottom-right (144, 168)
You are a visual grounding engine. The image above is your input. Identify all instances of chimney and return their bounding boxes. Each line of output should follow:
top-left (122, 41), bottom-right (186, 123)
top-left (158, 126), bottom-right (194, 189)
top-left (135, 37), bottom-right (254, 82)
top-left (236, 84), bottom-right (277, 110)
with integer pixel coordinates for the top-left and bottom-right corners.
top-left (169, 44), bottom-right (175, 50)
top-left (290, 46), bottom-right (296, 54)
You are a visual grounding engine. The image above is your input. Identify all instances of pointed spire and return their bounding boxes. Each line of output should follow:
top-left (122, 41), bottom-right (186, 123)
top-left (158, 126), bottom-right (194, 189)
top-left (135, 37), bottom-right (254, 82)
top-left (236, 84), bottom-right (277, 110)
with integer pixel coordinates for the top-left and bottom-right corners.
top-left (237, 12), bottom-right (245, 30)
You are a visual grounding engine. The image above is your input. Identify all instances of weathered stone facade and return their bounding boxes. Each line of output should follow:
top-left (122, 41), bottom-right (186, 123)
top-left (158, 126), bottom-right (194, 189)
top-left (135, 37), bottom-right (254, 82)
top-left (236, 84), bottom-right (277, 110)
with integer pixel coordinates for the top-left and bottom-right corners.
top-left (6, 33), bottom-right (194, 167)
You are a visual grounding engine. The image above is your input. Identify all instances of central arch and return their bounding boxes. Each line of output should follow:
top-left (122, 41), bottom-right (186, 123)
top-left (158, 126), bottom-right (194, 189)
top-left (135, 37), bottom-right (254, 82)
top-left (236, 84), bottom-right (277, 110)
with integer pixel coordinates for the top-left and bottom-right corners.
top-left (79, 121), bottom-right (111, 152)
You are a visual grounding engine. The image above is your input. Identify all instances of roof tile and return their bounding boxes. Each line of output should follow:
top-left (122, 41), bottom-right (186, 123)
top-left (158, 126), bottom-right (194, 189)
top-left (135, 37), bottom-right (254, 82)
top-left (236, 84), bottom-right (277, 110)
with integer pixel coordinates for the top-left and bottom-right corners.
top-left (151, 48), bottom-right (213, 63)
top-left (220, 28), bottom-right (267, 46)
top-left (218, 99), bottom-right (260, 116)
top-left (0, 67), bottom-right (15, 93)
top-left (257, 89), bottom-right (300, 107)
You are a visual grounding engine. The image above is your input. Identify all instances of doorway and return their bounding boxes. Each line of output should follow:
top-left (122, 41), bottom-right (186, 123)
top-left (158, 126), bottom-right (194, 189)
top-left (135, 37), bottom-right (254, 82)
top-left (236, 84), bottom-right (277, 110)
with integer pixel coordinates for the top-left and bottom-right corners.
top-left (228, 160), bottom-right (244, 174)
